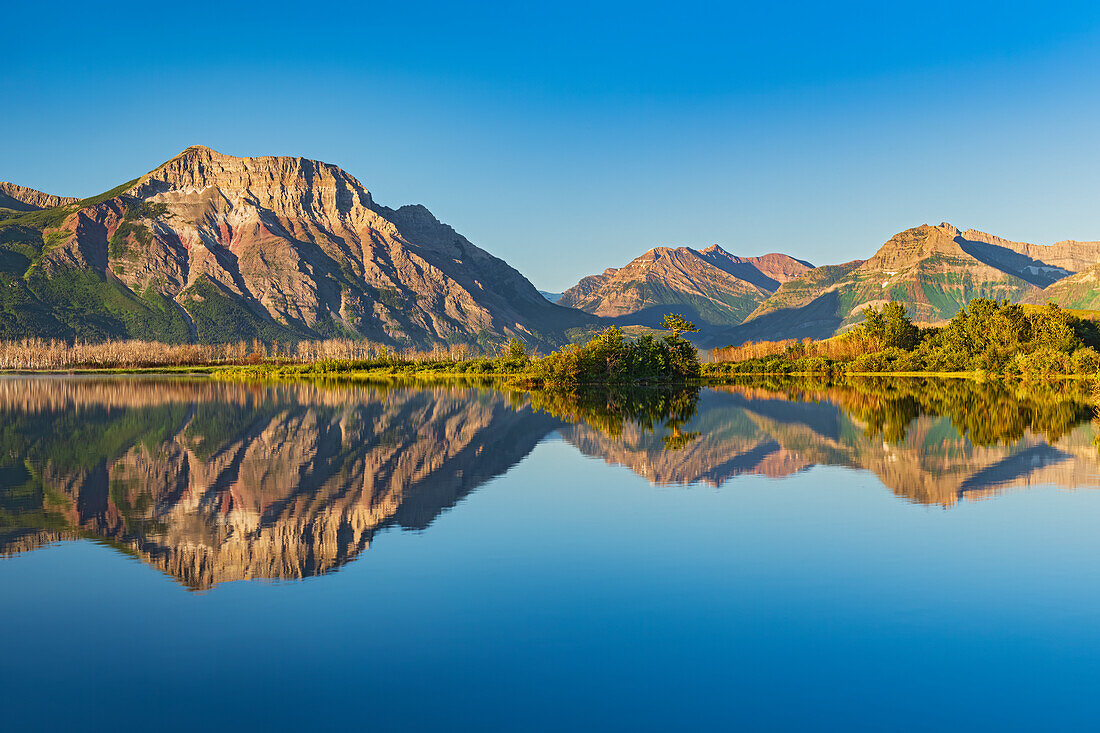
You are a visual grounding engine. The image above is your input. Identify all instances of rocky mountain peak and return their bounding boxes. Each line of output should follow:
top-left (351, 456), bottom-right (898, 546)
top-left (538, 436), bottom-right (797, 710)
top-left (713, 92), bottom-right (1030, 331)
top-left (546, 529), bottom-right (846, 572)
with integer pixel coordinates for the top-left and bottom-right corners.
top-left (390, 203), bottom-right (442, 228)
top-left (131, 145), bottom-right (375, 216)
top-left (861, 223), bottom-right (968, 272)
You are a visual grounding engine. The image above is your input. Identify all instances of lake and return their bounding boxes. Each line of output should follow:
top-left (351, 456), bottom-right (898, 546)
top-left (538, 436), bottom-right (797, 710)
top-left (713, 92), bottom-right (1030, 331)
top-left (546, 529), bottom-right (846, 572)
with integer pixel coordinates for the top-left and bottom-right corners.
top-left (3, 375), bottom-right (1100, 730)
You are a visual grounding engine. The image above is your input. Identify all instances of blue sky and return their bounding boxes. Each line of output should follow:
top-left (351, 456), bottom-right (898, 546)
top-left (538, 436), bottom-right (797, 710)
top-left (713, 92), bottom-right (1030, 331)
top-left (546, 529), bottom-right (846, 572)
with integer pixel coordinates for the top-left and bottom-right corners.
top-left (5, 1), bottom-right (1100, 290)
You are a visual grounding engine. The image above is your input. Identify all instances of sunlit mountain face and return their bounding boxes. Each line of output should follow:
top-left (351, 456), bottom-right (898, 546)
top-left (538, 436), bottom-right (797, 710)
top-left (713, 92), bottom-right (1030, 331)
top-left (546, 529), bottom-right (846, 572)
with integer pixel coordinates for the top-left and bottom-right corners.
top-left (2, 376), bottom-right (1098, 588)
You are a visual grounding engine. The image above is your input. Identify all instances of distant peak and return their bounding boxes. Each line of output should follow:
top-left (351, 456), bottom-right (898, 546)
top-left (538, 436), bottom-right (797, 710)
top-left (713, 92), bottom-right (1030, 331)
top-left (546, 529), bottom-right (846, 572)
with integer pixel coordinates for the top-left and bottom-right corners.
top-left (702, 244), bottom-right (726, 254)
top-left (889, 222), bottom-right (959, 240)
top-left (641, 245), bottom-right (698, 257)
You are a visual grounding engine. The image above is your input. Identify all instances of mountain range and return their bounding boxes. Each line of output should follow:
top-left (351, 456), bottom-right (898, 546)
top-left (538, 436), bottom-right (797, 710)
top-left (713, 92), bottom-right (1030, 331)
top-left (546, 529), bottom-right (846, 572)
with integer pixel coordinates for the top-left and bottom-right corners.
top-left (6, 146), bottom-right (1100, 349)
top-left (561, 222), bottom-right (1100, 347)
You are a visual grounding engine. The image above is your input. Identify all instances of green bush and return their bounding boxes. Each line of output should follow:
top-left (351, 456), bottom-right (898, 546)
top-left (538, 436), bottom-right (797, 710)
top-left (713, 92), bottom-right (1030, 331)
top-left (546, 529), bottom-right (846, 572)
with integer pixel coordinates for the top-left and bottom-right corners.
top-left (850, 351), bottom-right (890, 372)
top-left (1071, 346), bottom-right (1100, 374)
top-left (1016, 348), bottom-right (1072, 377)
top-left (795, 356), bottom-right (831, 373)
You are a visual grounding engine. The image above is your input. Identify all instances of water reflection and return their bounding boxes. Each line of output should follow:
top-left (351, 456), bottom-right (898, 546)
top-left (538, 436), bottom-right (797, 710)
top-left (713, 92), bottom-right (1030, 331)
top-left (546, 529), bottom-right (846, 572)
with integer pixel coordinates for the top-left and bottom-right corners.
top-left (0, 378), bottom-right (561, 589)
top-left (2, 376), bottom-right (1098, 587)
top-left (567, 378), bottom-right (1100, 504)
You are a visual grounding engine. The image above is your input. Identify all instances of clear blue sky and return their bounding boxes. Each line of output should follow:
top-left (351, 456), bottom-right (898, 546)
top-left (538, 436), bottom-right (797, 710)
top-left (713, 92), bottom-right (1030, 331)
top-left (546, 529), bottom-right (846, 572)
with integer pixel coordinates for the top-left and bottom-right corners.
top-left (5, 1), bottom-right (1100, 290)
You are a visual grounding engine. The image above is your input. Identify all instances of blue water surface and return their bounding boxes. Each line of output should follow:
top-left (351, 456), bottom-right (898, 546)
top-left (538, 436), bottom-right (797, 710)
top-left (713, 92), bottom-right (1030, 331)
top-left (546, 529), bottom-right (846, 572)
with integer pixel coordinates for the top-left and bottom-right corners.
top-left (2, 378), bottom-right (1100, 731)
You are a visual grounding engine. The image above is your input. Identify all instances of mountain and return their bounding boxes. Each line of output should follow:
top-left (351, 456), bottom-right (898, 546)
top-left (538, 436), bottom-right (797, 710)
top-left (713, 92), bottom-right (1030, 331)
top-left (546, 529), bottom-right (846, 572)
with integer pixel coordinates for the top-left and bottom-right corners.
top-left (700, 247), bottom-right (814, 289)
top-left (0, 182), bottom-right (79, 212)
top-left (560, 267), bottom-right (618, 304)
top-left (559, 245), bottom-right (813, 328)
top-left (0, 146), bottom-right (592, 348)
top-left (538, 290), bottom-right (563, 303)
top-left (712, 223), bottom-right (1100, 347)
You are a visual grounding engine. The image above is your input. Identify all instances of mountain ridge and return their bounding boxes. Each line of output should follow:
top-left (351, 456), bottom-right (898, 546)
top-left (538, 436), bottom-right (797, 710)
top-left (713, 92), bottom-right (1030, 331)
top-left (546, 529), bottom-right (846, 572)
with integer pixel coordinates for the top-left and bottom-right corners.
top-left (7, 148), bottom-right (1100, 350)
top-left (560, 222), bottom-right (1100, 348)
top-left (0, 181), bottom-right (79, 212)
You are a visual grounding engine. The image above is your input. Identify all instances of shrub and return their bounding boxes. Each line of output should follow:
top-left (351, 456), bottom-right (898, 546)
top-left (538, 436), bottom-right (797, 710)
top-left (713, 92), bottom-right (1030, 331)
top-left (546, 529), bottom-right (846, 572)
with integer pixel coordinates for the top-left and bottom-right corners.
top-left (796, 356), bottom-right (830, 373)
top-left (1016, 347), bottom-right (1072, 377)
top-left (505, 337), bottom-right (528, 361)
top-left (1072, 346), bottom-right (1100, 374)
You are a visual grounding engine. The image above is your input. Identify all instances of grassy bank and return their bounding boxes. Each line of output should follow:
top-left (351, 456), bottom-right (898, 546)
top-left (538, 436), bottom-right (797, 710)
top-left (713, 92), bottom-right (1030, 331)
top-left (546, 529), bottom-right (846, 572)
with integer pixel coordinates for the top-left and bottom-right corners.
top-left (216, 356), bottom-right (531, 382)
top-left (217, 321), bottom-right (701, 387)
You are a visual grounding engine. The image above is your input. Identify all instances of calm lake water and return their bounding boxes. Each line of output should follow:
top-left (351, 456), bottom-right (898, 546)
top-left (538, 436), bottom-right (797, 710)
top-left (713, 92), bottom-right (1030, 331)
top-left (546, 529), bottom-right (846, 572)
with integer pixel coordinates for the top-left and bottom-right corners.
top-left (3, 375), bottom-right (1100, 730)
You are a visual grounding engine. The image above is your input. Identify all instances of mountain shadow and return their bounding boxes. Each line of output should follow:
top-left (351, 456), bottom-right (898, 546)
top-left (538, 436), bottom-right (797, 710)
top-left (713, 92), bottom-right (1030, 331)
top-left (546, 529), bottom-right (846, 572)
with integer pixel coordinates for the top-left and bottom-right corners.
top-left (707, 290), bottom-right (844, 348)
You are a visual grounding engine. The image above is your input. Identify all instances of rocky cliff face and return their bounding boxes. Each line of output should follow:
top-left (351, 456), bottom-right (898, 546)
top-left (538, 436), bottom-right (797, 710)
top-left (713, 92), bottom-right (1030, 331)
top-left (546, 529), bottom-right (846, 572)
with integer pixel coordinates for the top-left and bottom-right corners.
top-left (0, 182), bottom-right (79, 212)
top-left (560, 268), bottom-right (619, 306)
top-left (699, 245), bottom-right (813, 289)
top-left (559, 245), bottom-right (812, 328)
top-left (0, 146), bottom-right (592, 347)
top-left (955, 227), bottom-right (1100, 281)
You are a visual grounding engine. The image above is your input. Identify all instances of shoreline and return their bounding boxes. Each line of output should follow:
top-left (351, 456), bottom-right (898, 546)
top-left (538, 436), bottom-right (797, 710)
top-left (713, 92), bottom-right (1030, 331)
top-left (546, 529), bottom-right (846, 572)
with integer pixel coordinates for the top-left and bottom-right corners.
top-left (0, 366), bottom-right (1096, 383)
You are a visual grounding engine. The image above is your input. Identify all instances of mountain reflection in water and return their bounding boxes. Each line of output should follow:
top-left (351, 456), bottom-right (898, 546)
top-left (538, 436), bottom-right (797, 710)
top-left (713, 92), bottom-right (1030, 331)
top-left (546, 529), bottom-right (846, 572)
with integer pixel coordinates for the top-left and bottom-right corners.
top-left (1, 376), bottom-right (1097, 588)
